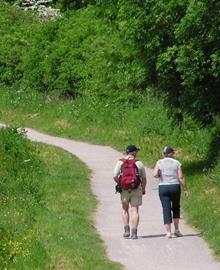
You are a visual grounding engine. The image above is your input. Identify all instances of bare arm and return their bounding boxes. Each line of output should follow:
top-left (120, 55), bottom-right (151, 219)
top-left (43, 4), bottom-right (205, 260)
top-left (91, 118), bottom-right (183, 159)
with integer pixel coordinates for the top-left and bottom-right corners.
top-left (113, 161), bottom-right (121, 183)
top-left (152, 163), bottom-right (160, 178)
top-left (178, 167), bottom-right (189, 198)
top-left (140, 166), bottom-right (147, 195)
top-left (113, 175), bottom-right (119, 183)
top-left (141, 174), bottom-right (147, 195)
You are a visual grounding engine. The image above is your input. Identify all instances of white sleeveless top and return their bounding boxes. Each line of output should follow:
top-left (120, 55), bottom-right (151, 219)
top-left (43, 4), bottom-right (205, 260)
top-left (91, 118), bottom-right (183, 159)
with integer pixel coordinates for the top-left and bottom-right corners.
top-left (156, 157), bottom-right (181, 185)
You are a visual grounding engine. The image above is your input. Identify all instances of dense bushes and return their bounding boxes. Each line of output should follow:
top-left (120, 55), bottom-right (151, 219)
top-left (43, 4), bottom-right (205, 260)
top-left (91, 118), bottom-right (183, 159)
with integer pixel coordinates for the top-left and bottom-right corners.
top-left (100, 0), bottom-right (220, 125)
top-left (1, 0), bottom-right (220, 143)
top-left (1, 0), bottom-right (220, 160)
top-left (0, 1), bottom-right (38, 86)
top-left (0, 127), bottom-right (45, 269)
top-left (53, 0), bottom-right (96, 11)
top-left (19, 7), bottom-right (146, 102)
top-left (156, 0), bottom-right (220, 125)
top-left (1, 0), bottom-right (220, 125)
top-left (0, 1), bottom-right (146, 102)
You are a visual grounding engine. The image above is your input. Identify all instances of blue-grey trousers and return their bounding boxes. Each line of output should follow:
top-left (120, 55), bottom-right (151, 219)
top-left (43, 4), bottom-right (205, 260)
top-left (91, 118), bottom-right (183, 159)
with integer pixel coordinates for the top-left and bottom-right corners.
top-left (159, 184), bottom-right (181, 224)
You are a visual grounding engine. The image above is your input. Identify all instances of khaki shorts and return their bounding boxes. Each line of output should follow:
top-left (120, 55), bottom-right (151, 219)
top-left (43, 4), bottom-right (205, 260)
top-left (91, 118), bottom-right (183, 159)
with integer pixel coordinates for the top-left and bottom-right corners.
top-left (120, 186), bottom-right (142, 207)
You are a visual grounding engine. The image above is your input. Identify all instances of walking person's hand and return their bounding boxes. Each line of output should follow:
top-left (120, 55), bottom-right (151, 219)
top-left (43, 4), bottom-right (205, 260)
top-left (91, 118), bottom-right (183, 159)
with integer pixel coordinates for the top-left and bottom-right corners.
top-left (184, 189), bottom-right (189, 199)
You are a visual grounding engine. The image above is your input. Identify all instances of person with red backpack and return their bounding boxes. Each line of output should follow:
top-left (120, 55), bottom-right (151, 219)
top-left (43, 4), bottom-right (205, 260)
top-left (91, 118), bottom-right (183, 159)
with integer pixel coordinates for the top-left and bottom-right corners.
top-left (113, 145), bottom-right (147, 239)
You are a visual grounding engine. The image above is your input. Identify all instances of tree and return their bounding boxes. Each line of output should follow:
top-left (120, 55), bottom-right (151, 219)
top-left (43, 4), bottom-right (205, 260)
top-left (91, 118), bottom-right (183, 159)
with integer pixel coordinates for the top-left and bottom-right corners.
top-left (157, 0), bottom-right (220, 125)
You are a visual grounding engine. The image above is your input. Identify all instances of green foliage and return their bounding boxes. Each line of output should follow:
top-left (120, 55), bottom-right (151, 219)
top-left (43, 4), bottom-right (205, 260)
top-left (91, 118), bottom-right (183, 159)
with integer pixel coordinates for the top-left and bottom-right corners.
top-left (101, 0), bottom-right (188, 81)
top-left (156, 0), bottom-right (220, 125)
top-left (0, 127), bottom-right (46, 269)
top-left (1, 0), bottom-right (220, 260)
top-left (53, 0), bottom-right (96, 11)
top-left (101, 0), bottom-right (220, 125)
top-left (0, 1), bottom-right (38, 86)
top-left (1, 0), bottom-right (220, 124)
top-left (16, 6), bottom-right (146, 101)
top-left (2, 0), bottom-right (16, 3)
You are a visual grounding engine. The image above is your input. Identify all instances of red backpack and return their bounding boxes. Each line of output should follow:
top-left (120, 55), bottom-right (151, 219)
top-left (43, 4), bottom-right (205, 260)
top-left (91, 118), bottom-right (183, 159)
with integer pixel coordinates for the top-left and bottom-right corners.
top-left (119, 158), bottom-right (141, 190)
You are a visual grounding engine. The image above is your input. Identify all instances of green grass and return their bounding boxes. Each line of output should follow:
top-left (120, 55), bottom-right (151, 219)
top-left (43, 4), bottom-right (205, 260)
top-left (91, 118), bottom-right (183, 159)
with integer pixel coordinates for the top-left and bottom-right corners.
top-left (1, 87), bottom-right (220, 260)
top-left (0, 87), bottom-right (211, 164)
top-left (1, 0), bottom-right (220, 264)
top-left (183, 165), bottom-right (220, 258)
top-left (35, 144), bottom-right (122, 270)
top-left (0, 127), bottom-right (48, 269)
top-left (12, 143), bottom-right (123, 270)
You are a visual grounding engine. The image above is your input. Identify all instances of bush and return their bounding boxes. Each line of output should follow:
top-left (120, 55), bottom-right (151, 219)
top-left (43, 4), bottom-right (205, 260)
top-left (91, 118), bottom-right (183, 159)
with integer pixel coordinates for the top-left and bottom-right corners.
top-left (19, 6), bottom-right (146, 102)
top-left (0, 1), bottom-right (39, 86)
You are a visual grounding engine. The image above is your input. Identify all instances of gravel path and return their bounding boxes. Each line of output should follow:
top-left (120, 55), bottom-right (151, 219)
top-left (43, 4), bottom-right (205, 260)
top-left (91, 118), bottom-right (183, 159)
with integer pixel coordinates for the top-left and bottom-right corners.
top-left (2, 124), bottom-right (220, 270)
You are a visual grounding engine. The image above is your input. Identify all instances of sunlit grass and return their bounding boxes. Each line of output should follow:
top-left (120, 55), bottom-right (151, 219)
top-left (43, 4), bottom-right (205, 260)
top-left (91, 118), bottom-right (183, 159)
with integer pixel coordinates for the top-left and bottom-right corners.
top-left (1, 87), bottom-right (220, 259)
top-left (34, 144), bottom-right (123, 270)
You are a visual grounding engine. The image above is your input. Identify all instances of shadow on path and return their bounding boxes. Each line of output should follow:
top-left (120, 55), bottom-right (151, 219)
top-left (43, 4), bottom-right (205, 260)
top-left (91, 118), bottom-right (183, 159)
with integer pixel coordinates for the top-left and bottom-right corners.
top-left (139, 233), bottom-right (202, 239)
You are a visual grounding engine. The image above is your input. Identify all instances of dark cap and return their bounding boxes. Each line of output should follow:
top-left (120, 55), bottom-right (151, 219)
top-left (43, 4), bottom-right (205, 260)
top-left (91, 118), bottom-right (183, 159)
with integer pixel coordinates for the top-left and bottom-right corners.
top-left (126, 144), bottom-right (140, 154)
top-left (163, 146), bottom-right (174, 155)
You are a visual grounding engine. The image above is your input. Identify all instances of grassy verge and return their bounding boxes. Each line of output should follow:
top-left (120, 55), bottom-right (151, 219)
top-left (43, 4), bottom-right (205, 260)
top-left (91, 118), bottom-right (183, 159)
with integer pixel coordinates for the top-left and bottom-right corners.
top-left (34, 144), bottom-right (122, 270)
top-left (183, 165), bottom-right (220, 258)
top-left (0, 87), bottom-right (211, 164)
top-left (0, 125), bottom-right (122, 269)
top-left (1, 88), bottom-right (220, 260)
top-left (0, 127), bottom-right (48, 270)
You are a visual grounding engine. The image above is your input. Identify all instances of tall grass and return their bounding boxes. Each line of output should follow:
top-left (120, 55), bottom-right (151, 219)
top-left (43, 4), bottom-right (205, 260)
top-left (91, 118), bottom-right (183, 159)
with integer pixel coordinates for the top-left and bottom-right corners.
top-left (0, 125), bottom-right (123, 269)
top-left (1, 87), bottom-right (220, 260)
top-left (34, 144), bottom-right (122, 270)
top-left (0, 87), bottom-right (211, 164)
top-left (0, 127), bottom-right (47, 269)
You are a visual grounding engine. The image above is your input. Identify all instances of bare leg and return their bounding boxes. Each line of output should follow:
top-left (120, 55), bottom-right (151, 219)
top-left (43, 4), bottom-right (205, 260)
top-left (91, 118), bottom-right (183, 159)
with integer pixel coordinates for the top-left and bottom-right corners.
top-left (174, 218), bottom-right (183, 236)
top-left (164, 223), bottom-right (172, 238)
top-left (164, 223), bottom-right (171, 233)
top-left (174, 218), bottom-right (179, 230)
top-left (130, 206), bottom-right (139, 239)
top-left (131, 206), bottom-right (139, 229)
top-left (122, 203), bottom-right (130, 238)
top-left (122, 203), bottom-right (129, 225)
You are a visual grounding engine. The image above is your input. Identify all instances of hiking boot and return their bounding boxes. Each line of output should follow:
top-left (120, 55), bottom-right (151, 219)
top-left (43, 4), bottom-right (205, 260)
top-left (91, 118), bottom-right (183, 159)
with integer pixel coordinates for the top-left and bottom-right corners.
top-left (166, 232), bottom-right (172, 239)
top-left (123, 225), bottom-right (130, 238)
top-left (174, 230), bottom-right (183, 237)
top-left (131, 228), bottom-right (138, 239)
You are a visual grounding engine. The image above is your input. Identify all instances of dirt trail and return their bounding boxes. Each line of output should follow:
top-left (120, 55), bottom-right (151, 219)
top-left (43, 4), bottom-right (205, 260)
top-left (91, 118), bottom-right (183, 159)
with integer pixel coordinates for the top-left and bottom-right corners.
top-left (1, 124), bottom-right (220, 270)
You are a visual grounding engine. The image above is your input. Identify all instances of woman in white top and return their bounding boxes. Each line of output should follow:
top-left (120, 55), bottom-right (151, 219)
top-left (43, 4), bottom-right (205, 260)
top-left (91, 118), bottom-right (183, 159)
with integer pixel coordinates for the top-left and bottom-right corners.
top-left (153, 146), bottom-right (189, 238)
